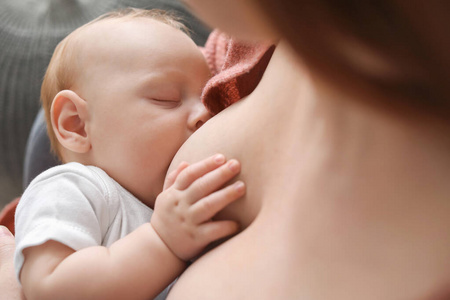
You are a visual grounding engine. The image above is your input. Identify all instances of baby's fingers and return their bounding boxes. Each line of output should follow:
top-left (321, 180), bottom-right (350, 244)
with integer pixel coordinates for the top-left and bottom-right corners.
top-left (190, 181), bottom-right (245, 224)
top-left (199, 220), bottom-right (240, 245)
top-left (174, 154), bottom-right (226, 190)
top-left (164, 162), bottom-right (189, 190)
top-left (185, 159), bottom-right (242, 203)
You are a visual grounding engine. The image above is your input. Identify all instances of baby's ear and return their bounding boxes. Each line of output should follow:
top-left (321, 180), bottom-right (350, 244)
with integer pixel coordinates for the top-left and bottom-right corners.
top-left (51, 90), bottom-right (90, 154)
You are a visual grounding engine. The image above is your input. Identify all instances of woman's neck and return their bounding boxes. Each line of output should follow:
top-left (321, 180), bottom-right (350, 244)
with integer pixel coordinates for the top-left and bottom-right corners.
top-left (252, 40), bottom-right (450, 207)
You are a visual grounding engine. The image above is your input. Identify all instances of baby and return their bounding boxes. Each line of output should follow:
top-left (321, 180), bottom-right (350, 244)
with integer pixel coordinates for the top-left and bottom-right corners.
top-left (14, 8), bottom-right (244, 300)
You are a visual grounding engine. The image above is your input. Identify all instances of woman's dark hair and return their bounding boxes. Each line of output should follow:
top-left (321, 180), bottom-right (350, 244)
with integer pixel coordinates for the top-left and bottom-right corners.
top-left (257, 0), bottom-right (450, 117)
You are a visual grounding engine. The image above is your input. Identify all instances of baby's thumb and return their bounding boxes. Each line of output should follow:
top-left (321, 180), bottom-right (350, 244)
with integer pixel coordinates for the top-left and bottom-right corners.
top-left (164, 162), bottom-right (189, 190)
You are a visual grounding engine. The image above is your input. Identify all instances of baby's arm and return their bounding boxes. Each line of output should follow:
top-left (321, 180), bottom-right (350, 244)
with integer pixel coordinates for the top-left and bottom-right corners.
top-left (21, 223), bottom-right (181, 300)
top-left (20, 154), bottom-right (244, 300)
top-left (151, 154), bottom-right (245, 261)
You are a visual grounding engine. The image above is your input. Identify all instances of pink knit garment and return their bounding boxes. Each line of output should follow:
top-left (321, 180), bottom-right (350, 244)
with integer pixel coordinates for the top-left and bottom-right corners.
top-left (200, 30), bottom-right (275, 115)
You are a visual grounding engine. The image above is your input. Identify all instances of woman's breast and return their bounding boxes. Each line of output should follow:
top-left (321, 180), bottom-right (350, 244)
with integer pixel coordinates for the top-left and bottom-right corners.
top-left (166, 92), bottom-right (309, 300)
top-left (168, 96), bottom-right (272, 229)
top-left (166, 93), bottom-right (306, 299)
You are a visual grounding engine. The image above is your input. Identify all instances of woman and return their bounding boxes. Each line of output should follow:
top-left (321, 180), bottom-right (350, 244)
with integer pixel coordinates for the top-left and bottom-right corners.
top-left (166, 1), bottom-right (450, 299)
top-left (3, 0), bottom-right (450, 299)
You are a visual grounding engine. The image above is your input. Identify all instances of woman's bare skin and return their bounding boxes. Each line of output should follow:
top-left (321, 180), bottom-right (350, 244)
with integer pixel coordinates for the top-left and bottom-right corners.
top-left (167, 42), bottom-right (450, 299)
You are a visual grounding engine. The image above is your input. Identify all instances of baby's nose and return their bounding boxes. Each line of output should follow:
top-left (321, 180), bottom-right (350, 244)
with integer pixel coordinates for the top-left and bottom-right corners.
top-left (188, 102), bottom-right (211, 131)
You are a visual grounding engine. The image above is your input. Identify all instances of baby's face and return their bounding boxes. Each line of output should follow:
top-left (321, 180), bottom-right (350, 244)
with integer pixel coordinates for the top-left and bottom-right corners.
top-left (75, 17), bottom-right (211, 207)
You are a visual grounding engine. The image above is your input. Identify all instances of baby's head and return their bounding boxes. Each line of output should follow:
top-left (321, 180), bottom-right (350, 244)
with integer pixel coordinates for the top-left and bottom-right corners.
top-left (41, 8), bottom-right (211, 207)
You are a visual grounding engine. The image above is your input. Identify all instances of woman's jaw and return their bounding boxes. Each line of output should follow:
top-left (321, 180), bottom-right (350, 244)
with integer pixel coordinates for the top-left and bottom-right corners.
top-left (182, 0), bottom-right (278, 43)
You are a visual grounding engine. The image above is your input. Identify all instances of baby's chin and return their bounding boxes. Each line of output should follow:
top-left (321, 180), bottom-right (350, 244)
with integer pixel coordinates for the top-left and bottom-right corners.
top-left (118, 174), bottom-right (163, 209)
top-left (133, 188), bottom-right (158, 209)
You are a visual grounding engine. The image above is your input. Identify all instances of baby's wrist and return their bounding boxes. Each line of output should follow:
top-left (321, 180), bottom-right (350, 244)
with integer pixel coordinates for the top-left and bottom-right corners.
top-left (148, 222), bottom-right (187, 263)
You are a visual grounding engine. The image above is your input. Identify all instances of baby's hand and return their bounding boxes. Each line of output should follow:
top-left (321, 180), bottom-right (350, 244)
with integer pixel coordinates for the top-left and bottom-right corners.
top-left (151, 154), bottom-right (245, 261)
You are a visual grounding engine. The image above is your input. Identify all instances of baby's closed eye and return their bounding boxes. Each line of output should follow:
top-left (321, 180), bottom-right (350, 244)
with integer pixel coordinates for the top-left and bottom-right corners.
top-left (147, 98), bottom-right (181, 108)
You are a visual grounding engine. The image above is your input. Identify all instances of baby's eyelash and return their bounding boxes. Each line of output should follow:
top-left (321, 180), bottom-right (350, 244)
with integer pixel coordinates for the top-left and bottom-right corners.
top-left (149, 99), bottom-right (181, 108)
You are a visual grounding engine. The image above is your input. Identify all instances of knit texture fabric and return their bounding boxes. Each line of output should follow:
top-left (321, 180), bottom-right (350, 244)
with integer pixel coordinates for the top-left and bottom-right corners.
top-left (200, 30), bottom-right (275, 115)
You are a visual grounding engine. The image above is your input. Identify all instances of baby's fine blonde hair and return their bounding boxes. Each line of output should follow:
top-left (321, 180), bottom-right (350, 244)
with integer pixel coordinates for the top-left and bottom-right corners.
top-left (41, 8), bottom-right (190, 161)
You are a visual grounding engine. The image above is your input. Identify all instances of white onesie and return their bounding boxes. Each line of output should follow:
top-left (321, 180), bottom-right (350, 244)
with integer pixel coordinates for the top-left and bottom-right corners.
top-left (14, 162), bottom-right (153, 281)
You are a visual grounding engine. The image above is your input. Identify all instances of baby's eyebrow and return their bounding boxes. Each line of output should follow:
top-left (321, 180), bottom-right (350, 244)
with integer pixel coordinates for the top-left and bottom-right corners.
top-left (140, 69), bottom-right (196, 94)
top-left (139, 69), bottom-right (187, 86)
top-left (137, 76), bottom-right (182, 97)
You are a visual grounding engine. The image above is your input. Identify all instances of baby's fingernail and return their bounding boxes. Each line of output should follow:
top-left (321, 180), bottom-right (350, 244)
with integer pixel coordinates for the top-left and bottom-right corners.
top-left (0, 226), bottom-right (13, 237)
top-left (234, 181), bottom-right (245, 192)
top-left (214, 154), bottom-right (225, 164)
top-left (228, 160), bottom-right (240, 172)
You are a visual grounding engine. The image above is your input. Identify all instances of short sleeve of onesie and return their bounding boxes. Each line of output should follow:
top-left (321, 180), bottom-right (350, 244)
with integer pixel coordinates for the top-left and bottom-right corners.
top-left (14, 162), bottom-right (118, 281)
